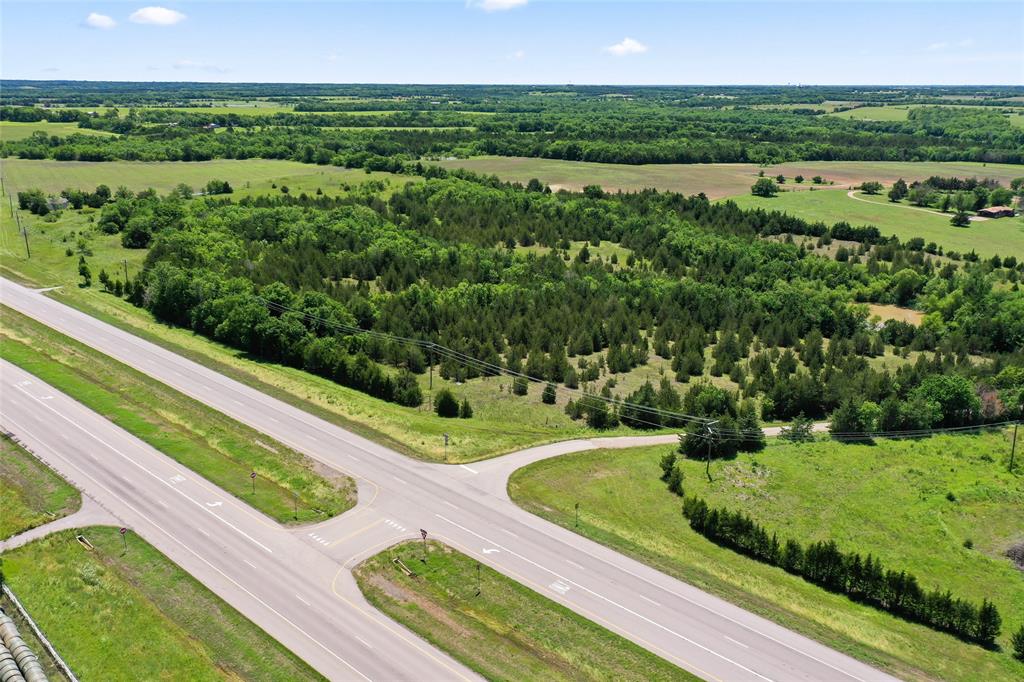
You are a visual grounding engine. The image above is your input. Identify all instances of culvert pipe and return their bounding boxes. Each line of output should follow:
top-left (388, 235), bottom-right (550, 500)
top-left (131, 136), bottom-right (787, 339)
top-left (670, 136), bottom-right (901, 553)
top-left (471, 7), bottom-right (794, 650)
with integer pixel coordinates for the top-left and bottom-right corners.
top-left (0, 613), bottom-right (43, 682)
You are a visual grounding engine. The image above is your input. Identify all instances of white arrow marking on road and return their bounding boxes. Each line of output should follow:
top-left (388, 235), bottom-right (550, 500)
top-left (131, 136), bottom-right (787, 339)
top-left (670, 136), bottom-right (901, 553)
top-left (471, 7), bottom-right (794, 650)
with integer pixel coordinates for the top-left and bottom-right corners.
top-left (206, 501), bottom-right (223, 507)
top-left (482, 548), bottom-right (500, 555)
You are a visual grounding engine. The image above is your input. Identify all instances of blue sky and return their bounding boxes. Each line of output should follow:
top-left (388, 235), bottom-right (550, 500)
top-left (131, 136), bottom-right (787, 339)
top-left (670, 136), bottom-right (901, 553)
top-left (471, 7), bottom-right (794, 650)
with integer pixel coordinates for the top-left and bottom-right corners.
top-left (3, 1), bottom-right (1022, 85)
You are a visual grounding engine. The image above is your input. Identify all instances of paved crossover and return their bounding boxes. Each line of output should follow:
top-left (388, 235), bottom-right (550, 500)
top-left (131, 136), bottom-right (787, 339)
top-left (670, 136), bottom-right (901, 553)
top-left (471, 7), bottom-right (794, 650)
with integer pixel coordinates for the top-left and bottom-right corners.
top-left (0, 278), bottom-right (897, 682)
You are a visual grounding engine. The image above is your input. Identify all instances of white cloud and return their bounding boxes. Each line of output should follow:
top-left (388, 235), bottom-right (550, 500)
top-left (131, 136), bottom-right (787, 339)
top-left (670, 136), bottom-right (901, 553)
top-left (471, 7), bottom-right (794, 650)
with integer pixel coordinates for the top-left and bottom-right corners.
top-left (84, 12), bottom-right (117, 29)
top-left (928, 38), bottom-right (974, 51)
top-left (173, 59), bottom-right (227, 73)
top-left (130, 6), bottom-right (187, 25)
top-left (605, 37), bottom-right (648, 57)
top-left (509, 49), bottom-right (526, 60)
top-left (467, 0), bottom-right (528, 12)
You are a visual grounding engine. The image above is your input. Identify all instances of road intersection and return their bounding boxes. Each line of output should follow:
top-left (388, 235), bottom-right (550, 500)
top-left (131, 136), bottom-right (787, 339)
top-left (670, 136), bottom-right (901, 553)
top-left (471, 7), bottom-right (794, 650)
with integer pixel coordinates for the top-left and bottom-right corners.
top-left (1, 278), bottom-right (894, 682)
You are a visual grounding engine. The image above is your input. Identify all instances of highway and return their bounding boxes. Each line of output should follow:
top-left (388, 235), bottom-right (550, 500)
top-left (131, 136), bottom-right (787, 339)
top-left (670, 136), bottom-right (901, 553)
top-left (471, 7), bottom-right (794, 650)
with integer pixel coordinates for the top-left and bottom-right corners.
top-left (1, 278), bottom-right (897, 682)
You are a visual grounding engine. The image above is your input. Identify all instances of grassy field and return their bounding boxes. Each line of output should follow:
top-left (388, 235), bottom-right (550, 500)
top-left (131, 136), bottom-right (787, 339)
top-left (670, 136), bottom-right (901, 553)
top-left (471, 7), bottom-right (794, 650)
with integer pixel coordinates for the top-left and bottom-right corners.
top-left (438, 156), bottom-right (1024, 199)
top-left (0, 306), bottom-right (355, 523)
top-left (509, 431), bottom-right (1024, 682)
top-left (354, 540), bottom-right (694, 682)
top-left (0, 157), bottom-right (406, 197)
top-left (0, 526), bottom-right (322, 681)
top-left (0, 121), bottom-right (116, 141)
top-left (0, 435), bottom-right (80, 540)
top-left (726, 188), bottom-right (1024, 258)
top-left (830, 104), bottom-right (1024, 123)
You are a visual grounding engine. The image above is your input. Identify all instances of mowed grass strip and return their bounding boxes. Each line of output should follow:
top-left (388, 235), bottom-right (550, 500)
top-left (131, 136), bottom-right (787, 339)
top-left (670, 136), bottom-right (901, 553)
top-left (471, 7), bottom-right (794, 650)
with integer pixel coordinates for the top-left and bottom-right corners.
top-left (0, 526), bottom-right (322, 681)
top-left (354, 540), bottom-right (695, 682)
top-left (0, 434), bottom-right (80, 540)
top-left (508, 432), bottom-right (1024, 682)
top-left (0, 305), bottom-right (355, 523)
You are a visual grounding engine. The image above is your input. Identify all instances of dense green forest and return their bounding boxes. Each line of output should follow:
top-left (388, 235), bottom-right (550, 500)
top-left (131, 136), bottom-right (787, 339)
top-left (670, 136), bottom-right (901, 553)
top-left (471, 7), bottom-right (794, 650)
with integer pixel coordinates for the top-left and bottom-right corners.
top-left (3, 82), bottom-right (1024, 165)
top-left (29, 167), bottom-right (1023, 433)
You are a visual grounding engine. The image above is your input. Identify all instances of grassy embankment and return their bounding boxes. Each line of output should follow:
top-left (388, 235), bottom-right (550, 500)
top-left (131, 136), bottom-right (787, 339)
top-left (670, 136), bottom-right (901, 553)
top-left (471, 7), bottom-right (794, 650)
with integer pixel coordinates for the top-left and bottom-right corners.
top-left (726, 188), bottom-right (1024, 259)
top-left (354, 540), bottom-right (695, 682)
top-left (0, 305), bottom-right (355, 524)
top-left (0, 527), bottom-right (322, 681)
top-left (0, 435), bottom-right (80, 539)
top-left (438, 156), bottom-right (1024, 199)
top-left (509, 431), bottom-right (1024, 682)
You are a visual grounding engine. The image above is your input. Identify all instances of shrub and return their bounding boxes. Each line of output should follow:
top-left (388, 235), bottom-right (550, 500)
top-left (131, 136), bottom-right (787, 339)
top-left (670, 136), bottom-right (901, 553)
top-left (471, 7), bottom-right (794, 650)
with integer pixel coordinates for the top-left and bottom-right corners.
top-left (751, 178), bottom-right (779, 198)
top-left (434, 389), bottom-right (459, 418)
top-left (458, 398), bottom-right (473, 419)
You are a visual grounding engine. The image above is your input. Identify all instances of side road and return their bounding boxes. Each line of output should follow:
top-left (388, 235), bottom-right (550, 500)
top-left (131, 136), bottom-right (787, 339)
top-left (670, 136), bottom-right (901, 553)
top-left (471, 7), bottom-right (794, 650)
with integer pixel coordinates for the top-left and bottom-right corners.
top-left (1, 278), bottom-right (895, 682)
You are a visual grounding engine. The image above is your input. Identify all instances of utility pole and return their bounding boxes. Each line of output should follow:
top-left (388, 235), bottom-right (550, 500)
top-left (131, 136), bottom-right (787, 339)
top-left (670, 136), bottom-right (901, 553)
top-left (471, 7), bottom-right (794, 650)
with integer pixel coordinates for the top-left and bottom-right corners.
top-left (1010, 422), bottom-right (1018, 473)
top-left (705, 420), bottom-right (719, 482)
top-left (429, 343), bottom-right (434, 391)
top-left (16, 213), bottom-right (30, 258)
top-left (123, 259), bottom-right (129, 284)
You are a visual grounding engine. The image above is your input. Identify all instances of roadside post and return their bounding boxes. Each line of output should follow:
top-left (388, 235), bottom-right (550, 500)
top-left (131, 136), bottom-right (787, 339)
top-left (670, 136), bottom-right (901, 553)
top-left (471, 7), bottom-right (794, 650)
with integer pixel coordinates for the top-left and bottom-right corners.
top-left (119, 527), bottom-right (128, 555)
top-left (250, 471), bottom-right (257, 495)
top-left (420, 528), bottom-right (428, 562)
top-left (574, 502), bottom-right (580, 528)
top-left (475, 562), bottom-right (481, 597)
top-left (293, 490), bottom-right (298, 520)
top-left (443, 433), bottom-right (449, 463)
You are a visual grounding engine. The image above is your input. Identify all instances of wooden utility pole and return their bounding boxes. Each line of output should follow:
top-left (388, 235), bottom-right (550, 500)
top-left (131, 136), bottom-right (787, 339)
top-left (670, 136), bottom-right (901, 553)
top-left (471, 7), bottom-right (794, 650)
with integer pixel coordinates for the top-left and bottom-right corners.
top-left (705, 420), bottom-right (719, 482)
top-left (1010, 422), bottom-right (1018, 473)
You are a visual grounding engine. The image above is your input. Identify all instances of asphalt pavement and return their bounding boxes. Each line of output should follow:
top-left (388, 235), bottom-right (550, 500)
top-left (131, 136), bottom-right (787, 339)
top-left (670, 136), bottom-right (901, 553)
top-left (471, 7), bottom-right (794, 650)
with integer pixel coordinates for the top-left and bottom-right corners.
top-left (0, 278), bottom-right (898, 682)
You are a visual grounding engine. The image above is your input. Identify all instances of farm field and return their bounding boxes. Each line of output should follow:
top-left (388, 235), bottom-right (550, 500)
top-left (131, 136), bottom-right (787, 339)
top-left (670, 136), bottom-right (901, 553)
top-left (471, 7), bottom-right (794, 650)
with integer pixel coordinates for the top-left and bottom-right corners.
top-left (0, 306), bottom-right (356, 523)
top-left (354, 540), bottom-right (693, 682)
top-left (508, 431), bottom-right (1024, 682)
top-left (438, 156), bottom-right (1024, 199)
top-left (726, 188), bottom-right (1024, 258)
top-left (0, 120), bottom-right (116, 140)
top-left (0, 434), bottom-right (80, 540)
top-left (0, 526), bottom-right (322, 681)
top-left (0, 158), bottom-right (405, 196)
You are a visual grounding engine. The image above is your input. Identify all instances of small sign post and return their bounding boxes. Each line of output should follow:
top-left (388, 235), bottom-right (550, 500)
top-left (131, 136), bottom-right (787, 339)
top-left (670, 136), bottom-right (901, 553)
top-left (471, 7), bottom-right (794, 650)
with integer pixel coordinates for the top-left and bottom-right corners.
top-left (420, 528), bottom-right (428, 562)
top-left (443, 433), bottom-right (449, 463)
top-left (250, 471), bottom-right (257, 495)
top-left (574, 502), bottom-right (580, 528)
top-left (119, 527), bottom-right (128, 554)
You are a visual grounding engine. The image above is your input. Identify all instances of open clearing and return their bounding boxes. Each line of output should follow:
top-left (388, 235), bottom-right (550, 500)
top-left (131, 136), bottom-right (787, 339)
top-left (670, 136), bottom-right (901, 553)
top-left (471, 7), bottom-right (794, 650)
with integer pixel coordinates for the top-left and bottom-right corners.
top-left (354, 540), bottom-right (693, 682)
top-left (509, 431), bottom-right (1024, 682)
top-left (726, 188), bottom-right (1024, 258)
top-left (830, 104), bottom-right (1024, 122)
top-left (438, 156), bottom-right (1024, 199)
top-left (0, 121), bottom-right (116, 141)
top-left (0, 434), bottom-right (80, 540)
top-left (0, 158), bottom-right (405, 196)
top-left (0, 305), bottom-right (356, 523)
top-left (0, 526), bottom-right (322, 681)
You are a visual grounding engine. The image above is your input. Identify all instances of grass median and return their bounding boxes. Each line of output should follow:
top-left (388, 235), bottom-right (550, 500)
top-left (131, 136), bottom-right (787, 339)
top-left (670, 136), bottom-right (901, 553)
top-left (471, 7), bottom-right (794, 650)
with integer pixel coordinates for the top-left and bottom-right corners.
top-left (0, 434), bottom-right (80, 540)
top-left (0, 305), bottom-right (355, 524)
top-left (354, 540), bottom-right (694, 681)
top-left (0, 526), bottom-right (322, 681)
top-left (509, 432), bottom-right (1024, 682)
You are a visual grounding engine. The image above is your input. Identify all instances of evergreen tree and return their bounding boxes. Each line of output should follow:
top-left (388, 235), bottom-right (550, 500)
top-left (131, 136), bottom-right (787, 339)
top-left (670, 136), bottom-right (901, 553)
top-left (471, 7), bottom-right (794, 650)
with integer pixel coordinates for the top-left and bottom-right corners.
top-left (541, 382), bottom-right (557, 404)
top-left (459, 398), bottom-right (473, 419)
top-left (975, 599), bottom-right (1002, 647)
top-left (435, 389), bottom-right (459, 418)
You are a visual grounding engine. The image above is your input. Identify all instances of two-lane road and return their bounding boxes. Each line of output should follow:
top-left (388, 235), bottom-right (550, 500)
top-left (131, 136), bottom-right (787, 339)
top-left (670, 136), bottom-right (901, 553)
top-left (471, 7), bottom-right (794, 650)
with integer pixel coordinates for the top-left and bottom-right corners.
top-left (1, 278), bottom-right (897, 681)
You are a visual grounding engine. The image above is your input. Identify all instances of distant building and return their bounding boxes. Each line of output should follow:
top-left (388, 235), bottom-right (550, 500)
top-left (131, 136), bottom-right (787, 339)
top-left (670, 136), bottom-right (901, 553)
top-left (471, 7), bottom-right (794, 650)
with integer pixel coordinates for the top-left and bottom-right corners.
top-left (977, 206), bottom-right (1015, 219)
top-left (202, 123), bottom-right (220, 130)
top-left (46, 195), bottom-right (69, 211)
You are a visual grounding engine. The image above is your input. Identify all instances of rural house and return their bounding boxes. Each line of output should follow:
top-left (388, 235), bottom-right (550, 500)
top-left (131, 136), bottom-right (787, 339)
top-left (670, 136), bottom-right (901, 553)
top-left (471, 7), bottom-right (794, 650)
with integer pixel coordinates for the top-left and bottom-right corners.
top-left (977, 206), bottom-right (1015, 218)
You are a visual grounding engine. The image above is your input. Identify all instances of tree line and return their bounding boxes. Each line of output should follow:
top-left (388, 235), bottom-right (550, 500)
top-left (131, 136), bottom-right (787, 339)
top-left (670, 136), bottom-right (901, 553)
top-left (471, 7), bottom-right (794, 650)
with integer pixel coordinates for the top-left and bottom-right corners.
top-left (681, 496), bottom-right (1003, 647)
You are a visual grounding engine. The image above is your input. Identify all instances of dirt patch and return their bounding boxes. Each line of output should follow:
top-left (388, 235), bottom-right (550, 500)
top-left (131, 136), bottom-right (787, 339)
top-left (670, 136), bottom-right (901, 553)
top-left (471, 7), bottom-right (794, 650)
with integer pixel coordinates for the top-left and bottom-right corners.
top-left (1006, 541), bottom-right (1024, 571)
top-left (365, 572), bottom-right (475, 640)
top-left (868, 304), bottom-right (924, 326)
